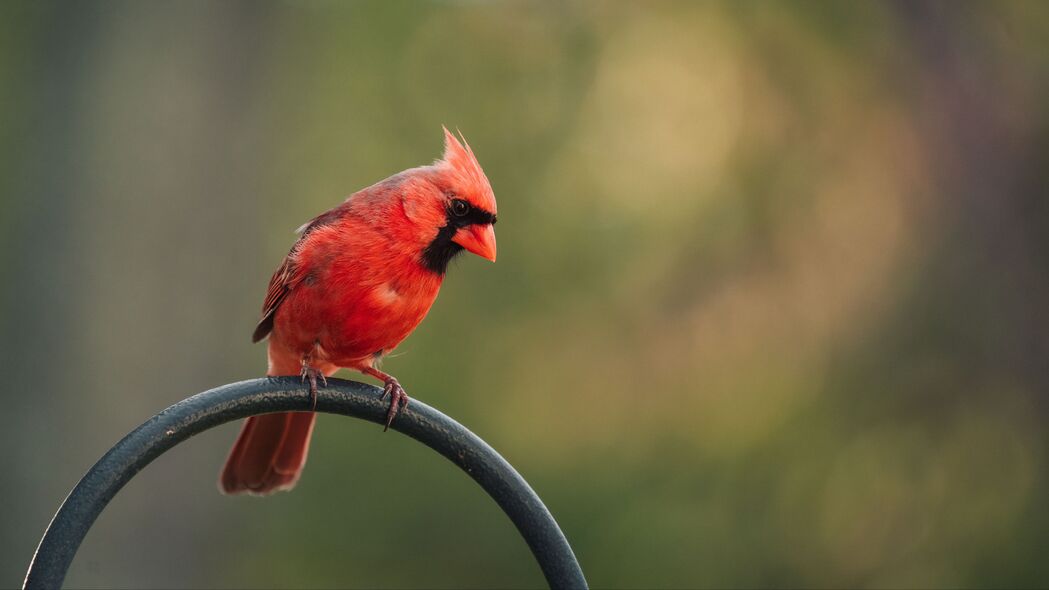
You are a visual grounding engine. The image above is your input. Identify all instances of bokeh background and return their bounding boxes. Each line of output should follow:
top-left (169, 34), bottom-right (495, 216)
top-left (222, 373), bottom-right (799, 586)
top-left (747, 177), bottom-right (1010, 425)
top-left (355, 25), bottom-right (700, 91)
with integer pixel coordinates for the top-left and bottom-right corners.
top-left (3, 1), bottom-right (1048, 588)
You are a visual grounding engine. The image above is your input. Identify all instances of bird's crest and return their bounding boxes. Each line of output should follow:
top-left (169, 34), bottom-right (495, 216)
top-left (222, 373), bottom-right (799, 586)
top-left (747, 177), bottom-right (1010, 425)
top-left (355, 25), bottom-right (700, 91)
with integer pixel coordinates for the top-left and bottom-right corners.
top-left (438, 126), bottom-right (496, 214)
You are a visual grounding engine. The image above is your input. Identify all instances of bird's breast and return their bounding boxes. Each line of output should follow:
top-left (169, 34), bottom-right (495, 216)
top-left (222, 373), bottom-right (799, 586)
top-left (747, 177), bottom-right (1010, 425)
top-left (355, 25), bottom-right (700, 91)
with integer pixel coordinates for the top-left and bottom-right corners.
top-left (319, 269), bottom-right (443, 366)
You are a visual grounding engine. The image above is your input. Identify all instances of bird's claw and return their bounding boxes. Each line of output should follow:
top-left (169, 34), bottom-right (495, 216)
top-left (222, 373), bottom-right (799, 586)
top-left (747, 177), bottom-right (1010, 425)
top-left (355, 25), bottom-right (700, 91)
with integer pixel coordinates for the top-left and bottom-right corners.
top-left (380, 377), bottom-right (410, 432)
top-left (300, 365), bottom-right (327, 411)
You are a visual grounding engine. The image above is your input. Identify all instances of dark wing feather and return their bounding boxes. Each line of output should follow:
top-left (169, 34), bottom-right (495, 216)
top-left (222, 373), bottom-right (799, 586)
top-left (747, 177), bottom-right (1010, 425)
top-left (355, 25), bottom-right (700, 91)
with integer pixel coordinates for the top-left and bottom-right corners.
top-left (251, 256), bottom-right (298, 343)
top-left (251, 207), bottom-right (346, 343)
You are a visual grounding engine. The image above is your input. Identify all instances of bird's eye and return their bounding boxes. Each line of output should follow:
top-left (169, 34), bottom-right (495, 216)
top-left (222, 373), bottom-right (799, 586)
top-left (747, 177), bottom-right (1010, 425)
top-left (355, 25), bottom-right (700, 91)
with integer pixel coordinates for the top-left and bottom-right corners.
top-left (451, 198), bottom-right (471, 217)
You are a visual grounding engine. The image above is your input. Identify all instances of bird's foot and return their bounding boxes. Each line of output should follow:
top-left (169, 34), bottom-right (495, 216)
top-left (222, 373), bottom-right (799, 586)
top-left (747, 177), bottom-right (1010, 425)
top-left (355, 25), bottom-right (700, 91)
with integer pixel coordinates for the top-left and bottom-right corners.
top-left (300, 364), bottom-right (327, 411)
top-left (379, 377), bottom-right (410, 432)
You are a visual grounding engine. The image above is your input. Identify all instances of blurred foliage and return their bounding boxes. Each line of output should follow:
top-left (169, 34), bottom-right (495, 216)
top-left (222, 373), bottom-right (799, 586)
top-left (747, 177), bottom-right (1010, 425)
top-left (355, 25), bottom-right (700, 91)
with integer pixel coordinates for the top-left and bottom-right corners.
top-left (2, 1), bottom-right (1049, 588)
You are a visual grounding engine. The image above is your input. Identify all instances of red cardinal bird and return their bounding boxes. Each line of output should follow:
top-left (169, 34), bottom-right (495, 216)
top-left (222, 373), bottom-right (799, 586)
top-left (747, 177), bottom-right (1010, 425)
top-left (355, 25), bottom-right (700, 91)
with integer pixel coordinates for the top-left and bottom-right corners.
top-left (220, 128), bottom-right (497, 495)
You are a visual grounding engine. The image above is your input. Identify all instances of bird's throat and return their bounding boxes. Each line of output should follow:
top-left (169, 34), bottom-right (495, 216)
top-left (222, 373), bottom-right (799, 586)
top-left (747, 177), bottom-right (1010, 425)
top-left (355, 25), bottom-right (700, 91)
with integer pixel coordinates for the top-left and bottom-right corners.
top-left (421, 223), bottom-right (464, 274)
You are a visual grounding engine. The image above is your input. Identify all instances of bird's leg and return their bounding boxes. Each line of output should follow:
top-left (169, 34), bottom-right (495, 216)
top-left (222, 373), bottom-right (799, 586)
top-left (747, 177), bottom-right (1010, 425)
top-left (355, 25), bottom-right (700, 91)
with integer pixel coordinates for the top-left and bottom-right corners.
top-left (300, 351), bottom-right (327, 411)
top-left (361, 366), bottom-right (409, 431)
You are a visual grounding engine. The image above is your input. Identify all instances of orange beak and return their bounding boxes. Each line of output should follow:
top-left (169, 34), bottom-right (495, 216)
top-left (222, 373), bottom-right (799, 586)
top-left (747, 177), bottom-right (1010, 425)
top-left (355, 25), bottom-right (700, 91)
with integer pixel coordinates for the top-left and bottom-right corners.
top-left (452, 223), bottom-right (497, 262)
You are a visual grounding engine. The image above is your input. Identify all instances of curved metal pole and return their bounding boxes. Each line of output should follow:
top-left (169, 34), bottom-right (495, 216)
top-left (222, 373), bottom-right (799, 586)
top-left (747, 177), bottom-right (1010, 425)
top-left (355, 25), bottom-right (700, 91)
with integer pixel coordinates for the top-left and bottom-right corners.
top-left (23, 377), bottom-right (587, 590)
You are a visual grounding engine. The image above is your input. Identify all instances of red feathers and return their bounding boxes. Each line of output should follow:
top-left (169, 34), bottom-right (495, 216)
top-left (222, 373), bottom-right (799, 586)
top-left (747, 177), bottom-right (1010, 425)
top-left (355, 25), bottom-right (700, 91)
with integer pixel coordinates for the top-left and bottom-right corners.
top-left (220, 412), bottom-right (317, 495)
top-left (221, 128), bottom-right (498, 495)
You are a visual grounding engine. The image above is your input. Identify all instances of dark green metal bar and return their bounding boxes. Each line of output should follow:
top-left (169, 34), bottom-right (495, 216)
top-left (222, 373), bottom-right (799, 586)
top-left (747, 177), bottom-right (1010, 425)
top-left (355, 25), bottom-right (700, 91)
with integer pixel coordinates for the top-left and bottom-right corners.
top-left (23, 377), bottom-right (587, 590)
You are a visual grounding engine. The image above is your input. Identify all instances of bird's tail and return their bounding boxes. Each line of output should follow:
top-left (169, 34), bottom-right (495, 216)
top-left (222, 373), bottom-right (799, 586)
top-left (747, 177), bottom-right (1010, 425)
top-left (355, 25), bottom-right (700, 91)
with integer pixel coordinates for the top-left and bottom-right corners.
top-left (219, 357), bottom-right (337, 495)
top-left (219, 410), bottom-right (317, 495)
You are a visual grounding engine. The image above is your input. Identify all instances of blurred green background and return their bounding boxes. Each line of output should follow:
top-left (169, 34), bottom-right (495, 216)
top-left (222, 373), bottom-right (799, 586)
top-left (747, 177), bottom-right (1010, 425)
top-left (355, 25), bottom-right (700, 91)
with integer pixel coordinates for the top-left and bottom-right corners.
top-left (3, 1), bottom-right (1048, 588)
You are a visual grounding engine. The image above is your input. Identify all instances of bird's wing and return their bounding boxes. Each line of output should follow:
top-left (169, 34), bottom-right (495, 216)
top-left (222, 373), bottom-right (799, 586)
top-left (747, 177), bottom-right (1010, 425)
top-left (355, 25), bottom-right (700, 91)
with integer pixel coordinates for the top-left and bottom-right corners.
top-left (251, 255), bottom-right (301, 343)
top-left (251, 209), bottom-right (345, 343)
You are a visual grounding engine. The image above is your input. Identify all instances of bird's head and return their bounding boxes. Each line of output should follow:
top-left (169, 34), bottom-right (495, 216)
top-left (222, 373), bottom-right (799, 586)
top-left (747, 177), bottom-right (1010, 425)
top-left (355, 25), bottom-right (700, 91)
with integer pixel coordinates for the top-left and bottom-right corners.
top-left (409, 127), bottom-right (498, 274)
